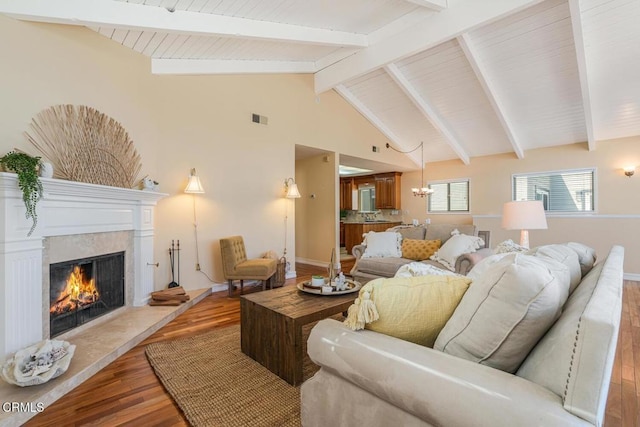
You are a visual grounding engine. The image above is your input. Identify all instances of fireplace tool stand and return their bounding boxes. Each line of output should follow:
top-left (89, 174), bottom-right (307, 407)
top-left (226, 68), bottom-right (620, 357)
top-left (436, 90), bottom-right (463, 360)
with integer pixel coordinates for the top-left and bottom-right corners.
top-left (168, 240), bottom-right (180, 288)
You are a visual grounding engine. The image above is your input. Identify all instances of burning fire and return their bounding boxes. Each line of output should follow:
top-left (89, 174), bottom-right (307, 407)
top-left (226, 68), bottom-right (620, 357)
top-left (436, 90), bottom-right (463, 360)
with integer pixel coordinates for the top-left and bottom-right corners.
top-left (50, 266), bottom-right (100, 315)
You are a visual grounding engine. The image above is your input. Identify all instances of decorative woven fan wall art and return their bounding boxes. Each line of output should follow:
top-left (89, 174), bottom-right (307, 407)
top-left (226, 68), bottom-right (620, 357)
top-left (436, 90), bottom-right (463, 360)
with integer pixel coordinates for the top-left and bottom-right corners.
top-left (26, 105), bottom-right (142, 189)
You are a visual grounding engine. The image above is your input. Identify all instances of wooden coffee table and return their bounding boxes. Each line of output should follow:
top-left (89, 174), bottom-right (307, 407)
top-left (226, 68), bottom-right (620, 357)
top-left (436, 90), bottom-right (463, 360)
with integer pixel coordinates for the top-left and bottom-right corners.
top-left (240, 284), bottom-right (356, 386)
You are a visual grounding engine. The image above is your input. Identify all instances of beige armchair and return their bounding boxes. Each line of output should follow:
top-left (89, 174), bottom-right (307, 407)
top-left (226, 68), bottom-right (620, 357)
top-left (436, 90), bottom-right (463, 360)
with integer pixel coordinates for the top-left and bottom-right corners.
top-left (219, 236), bottom-right (277, 297)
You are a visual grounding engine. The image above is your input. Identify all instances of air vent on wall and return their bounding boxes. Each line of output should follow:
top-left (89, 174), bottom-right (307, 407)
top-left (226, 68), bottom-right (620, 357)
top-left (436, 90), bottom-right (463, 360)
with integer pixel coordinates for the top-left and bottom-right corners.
top-left (251, 113), bottom-right (268, 125)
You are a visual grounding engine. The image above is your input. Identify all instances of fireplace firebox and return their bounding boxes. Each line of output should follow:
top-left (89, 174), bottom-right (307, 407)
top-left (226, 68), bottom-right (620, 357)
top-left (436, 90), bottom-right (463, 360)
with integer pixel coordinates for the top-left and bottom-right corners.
top-left (49, 252), bottom-right (125, 337)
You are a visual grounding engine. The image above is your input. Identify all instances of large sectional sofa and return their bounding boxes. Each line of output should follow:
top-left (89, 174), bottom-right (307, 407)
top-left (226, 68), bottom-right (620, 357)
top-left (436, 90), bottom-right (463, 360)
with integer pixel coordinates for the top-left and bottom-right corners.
top-left (350, 223), bottom-right (491, 283)
top-left (302, 244), bottom-right (624, 426)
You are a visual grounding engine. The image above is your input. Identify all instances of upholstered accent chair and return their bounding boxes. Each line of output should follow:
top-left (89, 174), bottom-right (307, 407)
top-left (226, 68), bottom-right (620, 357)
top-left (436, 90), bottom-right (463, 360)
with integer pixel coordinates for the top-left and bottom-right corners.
top-left (219, 236), bottom-right (277, 297)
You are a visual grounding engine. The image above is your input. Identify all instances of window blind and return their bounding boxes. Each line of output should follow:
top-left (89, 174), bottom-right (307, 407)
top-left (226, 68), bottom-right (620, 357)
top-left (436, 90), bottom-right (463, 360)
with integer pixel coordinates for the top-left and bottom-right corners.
top-left (512, 169), bottom-right (594, 212)
top-left (428, 180), bottom-right (469, 212)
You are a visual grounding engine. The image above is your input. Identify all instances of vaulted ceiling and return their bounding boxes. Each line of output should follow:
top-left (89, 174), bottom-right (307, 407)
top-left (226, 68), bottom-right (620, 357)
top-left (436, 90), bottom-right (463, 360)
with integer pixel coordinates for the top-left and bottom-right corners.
top-left (2, 0), bottom-right (639, 167)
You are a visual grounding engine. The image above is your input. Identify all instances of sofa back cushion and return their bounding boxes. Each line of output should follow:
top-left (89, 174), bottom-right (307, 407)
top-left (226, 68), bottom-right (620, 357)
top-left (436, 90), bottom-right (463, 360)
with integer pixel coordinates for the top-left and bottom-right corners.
top-left (527, 244), bottom-right (581, 294)
top-left (565, 242), bottom-right (597, 277)
top-left (425, 224), bottom-right (476, 244)
top-left (434, 253), bottom-right (570, 373)
top-left (390, 225), bottom-right (427, 240)
top-left (516, 246), bottom-right (624, 425)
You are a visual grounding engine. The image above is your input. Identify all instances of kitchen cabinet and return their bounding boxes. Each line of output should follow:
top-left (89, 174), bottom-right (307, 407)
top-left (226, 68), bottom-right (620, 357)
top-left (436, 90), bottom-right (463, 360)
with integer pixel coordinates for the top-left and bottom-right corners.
top-left (340, 178), bottom-right (354, 211)
top-left (374, 172), bottom-right (402, 210)
top-left (340, 222), bottom-right (345, 247)
top-left (343, 221), bottom-right (402, 253)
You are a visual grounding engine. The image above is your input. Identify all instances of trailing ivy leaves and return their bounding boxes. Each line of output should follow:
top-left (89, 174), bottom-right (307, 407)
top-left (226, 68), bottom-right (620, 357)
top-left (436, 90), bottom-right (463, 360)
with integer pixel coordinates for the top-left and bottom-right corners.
top-left (0, 151), bottom-right (43, 236)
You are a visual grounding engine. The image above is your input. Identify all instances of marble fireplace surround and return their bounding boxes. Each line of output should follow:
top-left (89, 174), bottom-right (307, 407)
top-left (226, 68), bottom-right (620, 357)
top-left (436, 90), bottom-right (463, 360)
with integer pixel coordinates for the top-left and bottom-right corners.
top-left (43, 231), bottom-right (135, 340)
top-left (0, 172), bottom-right (166, 362)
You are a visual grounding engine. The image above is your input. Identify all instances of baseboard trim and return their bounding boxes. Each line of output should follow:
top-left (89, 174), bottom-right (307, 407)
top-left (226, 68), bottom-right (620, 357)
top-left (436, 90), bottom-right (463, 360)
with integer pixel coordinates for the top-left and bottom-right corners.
top-left (211, 283), bottom-right (227, 293)
top-left (295, 257), bottom-right (328, 268)
top-left (624, 273), bottom-right (640, 282)
top-left (211, 274), bottom-right (298, 294)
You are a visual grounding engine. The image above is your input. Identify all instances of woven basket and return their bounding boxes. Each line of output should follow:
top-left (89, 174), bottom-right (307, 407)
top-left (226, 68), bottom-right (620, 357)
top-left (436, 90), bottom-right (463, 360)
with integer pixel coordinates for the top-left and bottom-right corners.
top-left (273, 257), bottom-right (286, 287)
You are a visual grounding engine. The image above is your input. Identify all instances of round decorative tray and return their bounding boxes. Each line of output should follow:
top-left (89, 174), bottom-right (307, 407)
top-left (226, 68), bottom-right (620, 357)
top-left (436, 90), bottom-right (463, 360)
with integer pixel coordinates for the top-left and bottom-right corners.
top-left (297, 279), bottom-right (361, 296)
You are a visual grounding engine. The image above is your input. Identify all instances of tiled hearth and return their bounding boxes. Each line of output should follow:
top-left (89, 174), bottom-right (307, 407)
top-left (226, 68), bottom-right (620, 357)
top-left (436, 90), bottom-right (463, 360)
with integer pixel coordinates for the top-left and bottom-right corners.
top-left (0, 288), bottom-right (210, 427)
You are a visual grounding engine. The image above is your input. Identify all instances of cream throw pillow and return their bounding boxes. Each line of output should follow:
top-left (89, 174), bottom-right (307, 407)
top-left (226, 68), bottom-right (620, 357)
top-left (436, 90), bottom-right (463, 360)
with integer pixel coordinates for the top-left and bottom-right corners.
top-left (344, 275), bottom-right (471, 347)
top-left (434, 253), bottom-right (570, 373)
top-left (430, 233), bottom-right (484, 271)
top-left (361, 231), bottom-right (402, 258)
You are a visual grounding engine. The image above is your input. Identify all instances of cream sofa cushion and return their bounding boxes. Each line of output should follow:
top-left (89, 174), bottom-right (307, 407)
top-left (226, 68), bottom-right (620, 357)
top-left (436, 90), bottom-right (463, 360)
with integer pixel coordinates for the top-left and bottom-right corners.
top-left (466, 252), bottom-right (512, 281)
top-left (434, 253), bottom-right (570, 373)
top-left (528, 244), bottom-right (581, 294)
top-left (344, 275), bottom-right (471, 347)
top-left (565, 242), bottom-right (597, 277)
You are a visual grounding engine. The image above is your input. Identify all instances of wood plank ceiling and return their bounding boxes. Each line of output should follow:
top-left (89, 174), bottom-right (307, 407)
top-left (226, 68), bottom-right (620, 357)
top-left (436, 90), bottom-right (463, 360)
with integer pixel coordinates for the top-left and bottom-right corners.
top-left (1, 0), bottom-right (639, 166)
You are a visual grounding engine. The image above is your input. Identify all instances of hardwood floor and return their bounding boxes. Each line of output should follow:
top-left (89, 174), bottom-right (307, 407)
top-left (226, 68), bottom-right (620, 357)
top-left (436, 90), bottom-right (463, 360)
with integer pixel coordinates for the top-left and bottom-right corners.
top-left (26, 267), bottom-right (640, 427)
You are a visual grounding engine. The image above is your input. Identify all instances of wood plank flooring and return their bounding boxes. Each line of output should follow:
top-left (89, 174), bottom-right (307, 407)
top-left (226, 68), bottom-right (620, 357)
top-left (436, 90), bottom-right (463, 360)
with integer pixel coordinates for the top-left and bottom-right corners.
top-left (25, 267), bottom-right (640, 427)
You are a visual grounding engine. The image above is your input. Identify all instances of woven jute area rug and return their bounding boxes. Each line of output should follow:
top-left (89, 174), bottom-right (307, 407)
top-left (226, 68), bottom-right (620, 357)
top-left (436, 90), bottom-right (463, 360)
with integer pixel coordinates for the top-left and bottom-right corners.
top-left (145, 323), bottom-right (322, 427)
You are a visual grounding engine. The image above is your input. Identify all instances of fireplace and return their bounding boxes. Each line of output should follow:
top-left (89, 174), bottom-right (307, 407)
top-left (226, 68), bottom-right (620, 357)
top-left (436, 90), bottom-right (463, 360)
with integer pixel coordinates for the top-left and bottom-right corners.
top-left (0, 173), bottom-right (165, 360)
top-left (49, 252), bottom-right (125, 337)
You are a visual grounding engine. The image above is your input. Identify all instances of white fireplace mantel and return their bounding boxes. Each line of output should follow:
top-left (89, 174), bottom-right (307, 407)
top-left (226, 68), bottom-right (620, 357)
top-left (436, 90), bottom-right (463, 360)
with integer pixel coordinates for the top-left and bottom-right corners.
top-left (0, 172), bottom-right (166, 361)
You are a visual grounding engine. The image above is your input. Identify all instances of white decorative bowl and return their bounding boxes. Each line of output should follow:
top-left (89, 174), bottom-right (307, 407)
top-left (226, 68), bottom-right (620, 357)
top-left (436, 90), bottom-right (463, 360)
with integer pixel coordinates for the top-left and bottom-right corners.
top-left (1, 339), bottom-right (76, 387)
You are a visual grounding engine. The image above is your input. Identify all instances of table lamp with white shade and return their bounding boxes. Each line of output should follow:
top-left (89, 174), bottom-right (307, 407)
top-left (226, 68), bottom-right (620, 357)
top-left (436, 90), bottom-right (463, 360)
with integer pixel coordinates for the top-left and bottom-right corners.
top-left (501, 200), bottom-right (548, 248)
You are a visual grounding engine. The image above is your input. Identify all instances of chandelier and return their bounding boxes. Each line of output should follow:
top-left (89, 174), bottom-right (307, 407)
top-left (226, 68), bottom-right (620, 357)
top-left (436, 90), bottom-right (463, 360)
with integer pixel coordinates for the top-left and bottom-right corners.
top-left (386, 142), bottom-right (434, 197)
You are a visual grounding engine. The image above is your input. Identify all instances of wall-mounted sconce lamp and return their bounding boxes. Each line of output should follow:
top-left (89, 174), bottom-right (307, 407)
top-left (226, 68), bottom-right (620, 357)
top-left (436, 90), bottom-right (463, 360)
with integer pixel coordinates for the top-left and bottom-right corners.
top-left (184, 168), bottom-right (205, 193)
top-left (284, 177), bottom-right (301, 198)
top-left (623, 166), bottom-right (635, 178)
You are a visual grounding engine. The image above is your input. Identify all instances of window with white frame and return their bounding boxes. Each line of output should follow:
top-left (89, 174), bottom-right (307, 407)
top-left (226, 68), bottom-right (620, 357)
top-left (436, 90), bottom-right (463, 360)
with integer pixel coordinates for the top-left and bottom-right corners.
top-left (428, 180), bottom-right (469, 212)
top-left (512, 168), bottom-right (595, 213)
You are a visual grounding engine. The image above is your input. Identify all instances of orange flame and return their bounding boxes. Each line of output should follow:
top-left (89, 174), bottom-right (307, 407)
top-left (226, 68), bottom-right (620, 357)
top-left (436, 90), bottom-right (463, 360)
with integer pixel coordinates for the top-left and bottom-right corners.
top-left (50, 266), bottom-right (100, 314)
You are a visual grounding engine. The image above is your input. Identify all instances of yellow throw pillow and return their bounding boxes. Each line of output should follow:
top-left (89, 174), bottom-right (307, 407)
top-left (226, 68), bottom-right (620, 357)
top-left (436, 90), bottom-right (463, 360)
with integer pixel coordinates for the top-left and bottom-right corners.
top-left (402, 239), bottom-right (441, 261)
top-left (344, 275), bottom-right (471, 347)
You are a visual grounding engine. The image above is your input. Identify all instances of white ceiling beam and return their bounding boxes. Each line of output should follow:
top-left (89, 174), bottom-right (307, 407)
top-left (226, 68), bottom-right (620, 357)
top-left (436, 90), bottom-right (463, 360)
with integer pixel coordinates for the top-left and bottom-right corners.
top-left (0, 0), bottom-right (368, 48)
top-left (405, 0), bottom-right (448, 11)
top-left (334, 85), bottom-right (421, 167)
top-left (152, 59), bottom-right (316, 75)
top-left (384, 64), bottom-right (470, 165)
top-left (315, 0), bottom-right (545, 93)
top-left (457, 33), bottom-right (524, 159)
top-left (315, 48), bottom-right (361, 71)
top-left (568, 0), bottom-right (596, 151)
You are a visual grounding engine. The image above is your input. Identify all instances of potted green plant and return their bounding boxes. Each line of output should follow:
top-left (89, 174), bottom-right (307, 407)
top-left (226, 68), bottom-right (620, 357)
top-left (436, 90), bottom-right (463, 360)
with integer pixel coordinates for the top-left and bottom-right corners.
top-left (0, 151), bottom-right (43, 236)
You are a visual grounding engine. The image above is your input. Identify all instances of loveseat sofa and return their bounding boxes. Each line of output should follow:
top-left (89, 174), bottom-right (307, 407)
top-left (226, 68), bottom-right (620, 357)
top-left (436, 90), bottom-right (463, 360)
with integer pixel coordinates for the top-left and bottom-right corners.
top-left (350, 223), bottom-right (491, 283)
top-left (302, 245), bottom-right (624, 426)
